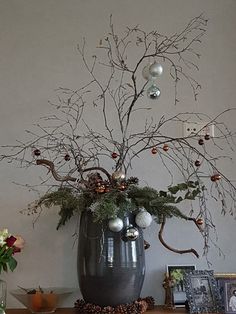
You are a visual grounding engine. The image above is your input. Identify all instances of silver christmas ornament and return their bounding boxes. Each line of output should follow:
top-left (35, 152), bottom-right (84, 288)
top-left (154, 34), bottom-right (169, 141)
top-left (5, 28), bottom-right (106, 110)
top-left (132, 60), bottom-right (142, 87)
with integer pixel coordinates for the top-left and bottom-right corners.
top-left (112, 170), bottom-right (126, 181)
top-left (108, 217), bottom-right (124, 232)
top-left (149, 62), bottom-right (163, 77)
top-left (124, 225), bottom-right (139, 241)
top-left (147, 84), bottom-right (161, 100)
top-left (135, 211), bottom-right (152, 228)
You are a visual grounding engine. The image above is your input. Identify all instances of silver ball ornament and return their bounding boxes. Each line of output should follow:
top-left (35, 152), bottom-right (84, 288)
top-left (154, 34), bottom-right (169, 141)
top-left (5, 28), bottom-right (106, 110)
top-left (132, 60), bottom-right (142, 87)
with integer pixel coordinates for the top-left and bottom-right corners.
top-left (135, 211), bottom-right (152, 228)
top-left (149, 63), bottom-right (163, 77)
top-left (112, 170), bottom-right (126, 181)
top-left (108, 217), bottom-right (124, 232)
top-left (124, 225), bottom-right (139, 241)
top-left (147, 84), bottom-right (161, 100)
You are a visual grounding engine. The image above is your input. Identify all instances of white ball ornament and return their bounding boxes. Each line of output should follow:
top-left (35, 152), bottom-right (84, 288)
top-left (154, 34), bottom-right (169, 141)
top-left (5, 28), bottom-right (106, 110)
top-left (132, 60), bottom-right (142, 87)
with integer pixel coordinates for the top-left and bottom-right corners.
top-left (135, 211), bottom-right (152, 228)
top-left (149, 63), bottom-right (163, 77)
top-left (112, 170), bottom-right (126, 181)
top-left (108, 217), bottom-right (124, 232)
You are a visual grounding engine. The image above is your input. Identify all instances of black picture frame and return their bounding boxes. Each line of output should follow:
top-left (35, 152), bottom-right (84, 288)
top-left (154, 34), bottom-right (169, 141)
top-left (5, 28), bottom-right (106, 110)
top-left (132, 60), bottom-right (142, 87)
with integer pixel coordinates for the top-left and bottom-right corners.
top-left (184, 270), bottom-right (223, 314)
top-left (167, 264), bottom-right (196, 307)
top-left (224, 280), bottom-right (236, 313)
top-left (215, 273), bottom-right (236, 310)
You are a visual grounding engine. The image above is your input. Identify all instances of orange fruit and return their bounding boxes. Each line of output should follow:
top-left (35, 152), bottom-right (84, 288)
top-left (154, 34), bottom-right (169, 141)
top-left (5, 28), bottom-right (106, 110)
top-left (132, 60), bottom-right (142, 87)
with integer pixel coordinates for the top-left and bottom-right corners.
top-left (30, 292), bottom-right (42, 312)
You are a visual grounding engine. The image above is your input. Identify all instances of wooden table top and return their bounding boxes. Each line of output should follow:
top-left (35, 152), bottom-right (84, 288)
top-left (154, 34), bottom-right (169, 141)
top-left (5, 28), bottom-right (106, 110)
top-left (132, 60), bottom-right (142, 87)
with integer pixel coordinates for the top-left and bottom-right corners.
top-left (6, 306), bottom-right (188, 314)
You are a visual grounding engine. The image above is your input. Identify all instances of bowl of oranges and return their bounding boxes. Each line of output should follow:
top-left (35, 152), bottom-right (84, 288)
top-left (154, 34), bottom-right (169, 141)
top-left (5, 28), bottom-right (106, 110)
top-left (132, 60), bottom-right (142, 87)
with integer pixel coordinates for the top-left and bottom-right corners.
top-left (11, 286), bottom-right (74, 313)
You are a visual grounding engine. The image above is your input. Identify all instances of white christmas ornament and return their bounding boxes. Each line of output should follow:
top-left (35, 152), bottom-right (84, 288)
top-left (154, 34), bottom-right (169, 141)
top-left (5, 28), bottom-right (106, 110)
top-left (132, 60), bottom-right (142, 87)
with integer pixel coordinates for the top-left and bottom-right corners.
top-left (108, 217), bottom-right (124, 232)
top-left (149, 63), bottom-right (163, 77)
top-left (135, 211), bottom-right (152, 228)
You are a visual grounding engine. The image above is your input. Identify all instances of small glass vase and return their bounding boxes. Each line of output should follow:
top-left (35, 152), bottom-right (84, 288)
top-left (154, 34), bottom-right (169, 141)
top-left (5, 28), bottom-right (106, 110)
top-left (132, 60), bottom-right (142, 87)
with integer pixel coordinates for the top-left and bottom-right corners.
top-left (0, 279), bottom-right (7, 314)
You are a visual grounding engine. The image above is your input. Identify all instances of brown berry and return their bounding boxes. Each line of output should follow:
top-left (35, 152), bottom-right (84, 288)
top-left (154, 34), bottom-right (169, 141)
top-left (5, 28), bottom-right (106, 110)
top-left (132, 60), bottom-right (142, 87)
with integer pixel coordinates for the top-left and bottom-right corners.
top-left (163, 144), bottom-right (169, 152)
top-left (195, 160), bottom-right (201, 167)
top-left (33, 149), bottom-right (41, 156)
top-left (204, 134), bottom-right (210, 140)
top-left (95, 185), bottom-right (105, 193)
top-left (196, 218), bottom-right (204, 225)
top-left (211, 175), bottom-right (217, 182)
top-left (198, 138), bottom-right (204, 145)
top-left (111, 152), bottom-right (118, 159)
top-left (214, 173), bottom-right (221, 180)
top-left (64, 154), bottom-right (70, 161)
top-left (151, 147), bottom-right (158, 154)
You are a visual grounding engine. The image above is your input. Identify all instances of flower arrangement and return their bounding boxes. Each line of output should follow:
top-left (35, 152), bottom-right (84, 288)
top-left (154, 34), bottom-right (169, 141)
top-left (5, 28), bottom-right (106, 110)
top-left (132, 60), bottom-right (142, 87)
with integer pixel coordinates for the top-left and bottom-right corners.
top-left (0, 229), bottom-right (24, 274)
top-left (1, 15), bottom-right (236, 258)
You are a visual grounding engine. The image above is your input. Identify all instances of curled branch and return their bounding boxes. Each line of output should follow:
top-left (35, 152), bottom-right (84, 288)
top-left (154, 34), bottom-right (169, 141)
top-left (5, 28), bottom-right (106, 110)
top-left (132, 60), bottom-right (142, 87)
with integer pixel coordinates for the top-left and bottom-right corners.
top-left (158, 217), bottom-right (200, 258)
top-left (36, 159), bottom-right (77, 182)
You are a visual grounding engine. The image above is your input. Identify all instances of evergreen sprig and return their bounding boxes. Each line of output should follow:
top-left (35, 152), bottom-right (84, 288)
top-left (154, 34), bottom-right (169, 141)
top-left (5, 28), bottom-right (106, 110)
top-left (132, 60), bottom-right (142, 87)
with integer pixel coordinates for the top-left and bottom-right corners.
top-left (33, 180), bottom-right (201, 228)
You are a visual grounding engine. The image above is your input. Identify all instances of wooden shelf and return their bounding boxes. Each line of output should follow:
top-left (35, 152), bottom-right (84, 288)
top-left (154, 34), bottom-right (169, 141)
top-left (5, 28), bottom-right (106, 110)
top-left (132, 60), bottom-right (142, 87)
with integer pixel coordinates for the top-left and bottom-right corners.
top-left (6, 306), bottom-right (188, 314)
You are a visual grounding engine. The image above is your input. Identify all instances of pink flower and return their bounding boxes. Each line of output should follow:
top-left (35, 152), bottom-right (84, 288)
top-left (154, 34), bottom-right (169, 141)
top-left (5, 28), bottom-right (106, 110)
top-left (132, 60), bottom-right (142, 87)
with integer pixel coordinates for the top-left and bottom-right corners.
top-left (14, 235), bottom-right (25, 250)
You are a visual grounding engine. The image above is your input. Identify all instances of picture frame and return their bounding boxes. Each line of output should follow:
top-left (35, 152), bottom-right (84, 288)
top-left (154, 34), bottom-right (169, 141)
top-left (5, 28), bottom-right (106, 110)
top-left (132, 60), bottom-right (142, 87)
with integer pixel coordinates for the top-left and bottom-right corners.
top-left (215, 273), bottom-right (236, 313)
top-left (167, 264), bottom-right (196, 307)
top-left (183, 270), bottom-right (223, 314)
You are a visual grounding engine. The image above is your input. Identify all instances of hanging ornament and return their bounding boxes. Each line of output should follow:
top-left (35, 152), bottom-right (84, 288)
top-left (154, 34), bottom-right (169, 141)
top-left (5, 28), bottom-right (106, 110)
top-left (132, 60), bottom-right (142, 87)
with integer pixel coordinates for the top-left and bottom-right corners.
top-left (198, 138), bottom-right (204, 145)
top-left (149, 62), bottom-right (163, 77)
top-left (194, 159), bottom-right (201, 167)
top-left (33, 149), bottom-right (41, 156)
top-left (95, 184), bottom-right (105, 193)
top-left (64, 154), bottom-right (70, 161)
top-left (118, 183), bottom-right (127, 191)
top-left (135, 210), bottom-right (152, 228)
top-left (163, 144), bottom-right (169, 152)
top-left (196, 218), bottom-right (204, 225)
top-left (204, 133), bottom-right (210, 140)
top-left (112, 170), bottom-right (126, 181)
top-left (123, 225), bottom-right (139, 241)
top-left (147, 84), bottom-right (161, 100)
top-left (111, 152), bottom-right (118, 159)
top-left (214, 173), bottom-right (221, 180)
top-left (151, 147), bottom-right (158, 154)
top-left (210, 175), bottom-right (217, 182)
top-left (108, 217), bottom-right (124, 232)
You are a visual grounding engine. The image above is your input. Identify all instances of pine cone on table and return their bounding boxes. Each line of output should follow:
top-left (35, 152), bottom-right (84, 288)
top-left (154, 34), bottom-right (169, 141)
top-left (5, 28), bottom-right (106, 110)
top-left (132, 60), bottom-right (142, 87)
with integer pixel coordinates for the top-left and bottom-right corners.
top-left (74, 299), bottom-right (86, 313)
top-left (101, 305), bottom-right (116, 314)
top-left (115, 304), bottom-right (128, 314)
top-left (144, 296), bottom-right (155, 309)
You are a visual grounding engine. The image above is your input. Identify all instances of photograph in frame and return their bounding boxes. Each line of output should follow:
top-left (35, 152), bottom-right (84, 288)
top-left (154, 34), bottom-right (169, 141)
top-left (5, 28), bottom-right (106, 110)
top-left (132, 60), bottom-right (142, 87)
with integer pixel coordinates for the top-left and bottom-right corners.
top-left (224, 280), bottom-right (236, 313)
top-left (167, 264), bottom-right (196, 307)
top-left (184, 270), bottom-right (223, 314)
top-left (214, 273), bottom-right (236, 308)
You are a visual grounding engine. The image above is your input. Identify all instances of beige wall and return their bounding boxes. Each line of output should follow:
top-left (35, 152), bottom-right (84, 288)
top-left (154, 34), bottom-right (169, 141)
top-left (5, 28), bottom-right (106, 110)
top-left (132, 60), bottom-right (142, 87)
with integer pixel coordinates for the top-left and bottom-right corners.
top-left (0, 0), bottom-right (236, 308)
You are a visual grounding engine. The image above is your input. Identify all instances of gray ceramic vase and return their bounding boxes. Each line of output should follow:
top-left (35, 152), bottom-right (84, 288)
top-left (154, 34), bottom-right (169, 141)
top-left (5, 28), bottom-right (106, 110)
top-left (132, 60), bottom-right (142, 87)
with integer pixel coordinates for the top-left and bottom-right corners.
top-left (77, 211), bottom-right (145, 307)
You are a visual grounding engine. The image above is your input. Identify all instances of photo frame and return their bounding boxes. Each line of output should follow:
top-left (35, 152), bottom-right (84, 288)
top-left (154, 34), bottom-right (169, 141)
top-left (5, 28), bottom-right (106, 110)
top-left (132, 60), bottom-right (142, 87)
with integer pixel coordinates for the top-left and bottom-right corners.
top-left (183, 270), bottom-right (223, 314)
top-left (167, 264), bottom-right (196, 307)
top-left (215, 273), bottom-right (236, 313)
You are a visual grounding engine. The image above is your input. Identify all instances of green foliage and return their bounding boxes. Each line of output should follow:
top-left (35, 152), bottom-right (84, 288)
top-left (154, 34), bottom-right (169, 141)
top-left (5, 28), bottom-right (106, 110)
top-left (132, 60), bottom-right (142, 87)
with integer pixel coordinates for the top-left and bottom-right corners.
top-left (0, 245), bottom-right (17, 274)
top-left (35, 180), bottom-right (202, 228)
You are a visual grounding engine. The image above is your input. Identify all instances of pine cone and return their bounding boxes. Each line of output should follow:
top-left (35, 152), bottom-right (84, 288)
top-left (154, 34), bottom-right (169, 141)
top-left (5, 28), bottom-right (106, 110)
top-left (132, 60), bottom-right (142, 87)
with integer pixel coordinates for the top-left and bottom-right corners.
top-left (144, 296), bottom-right (155, 309)
top-left (115, 304), bottom-right (128, 314)
top-left (74, 299), bottom-right (86, 313)
top-left (127, 177), bottom-right (139, 185)
top-left (101, 305), bottom-right (116, 314)
top-left (134, 300), bottom-right (147, 313)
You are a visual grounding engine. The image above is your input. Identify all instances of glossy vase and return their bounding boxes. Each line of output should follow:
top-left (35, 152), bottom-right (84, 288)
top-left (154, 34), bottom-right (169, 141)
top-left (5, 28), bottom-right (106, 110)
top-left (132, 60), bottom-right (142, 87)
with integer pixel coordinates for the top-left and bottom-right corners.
top-left (0, 279), bottom-right (7, 314)
top-left (77, 211), bottom-right (145, 307)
